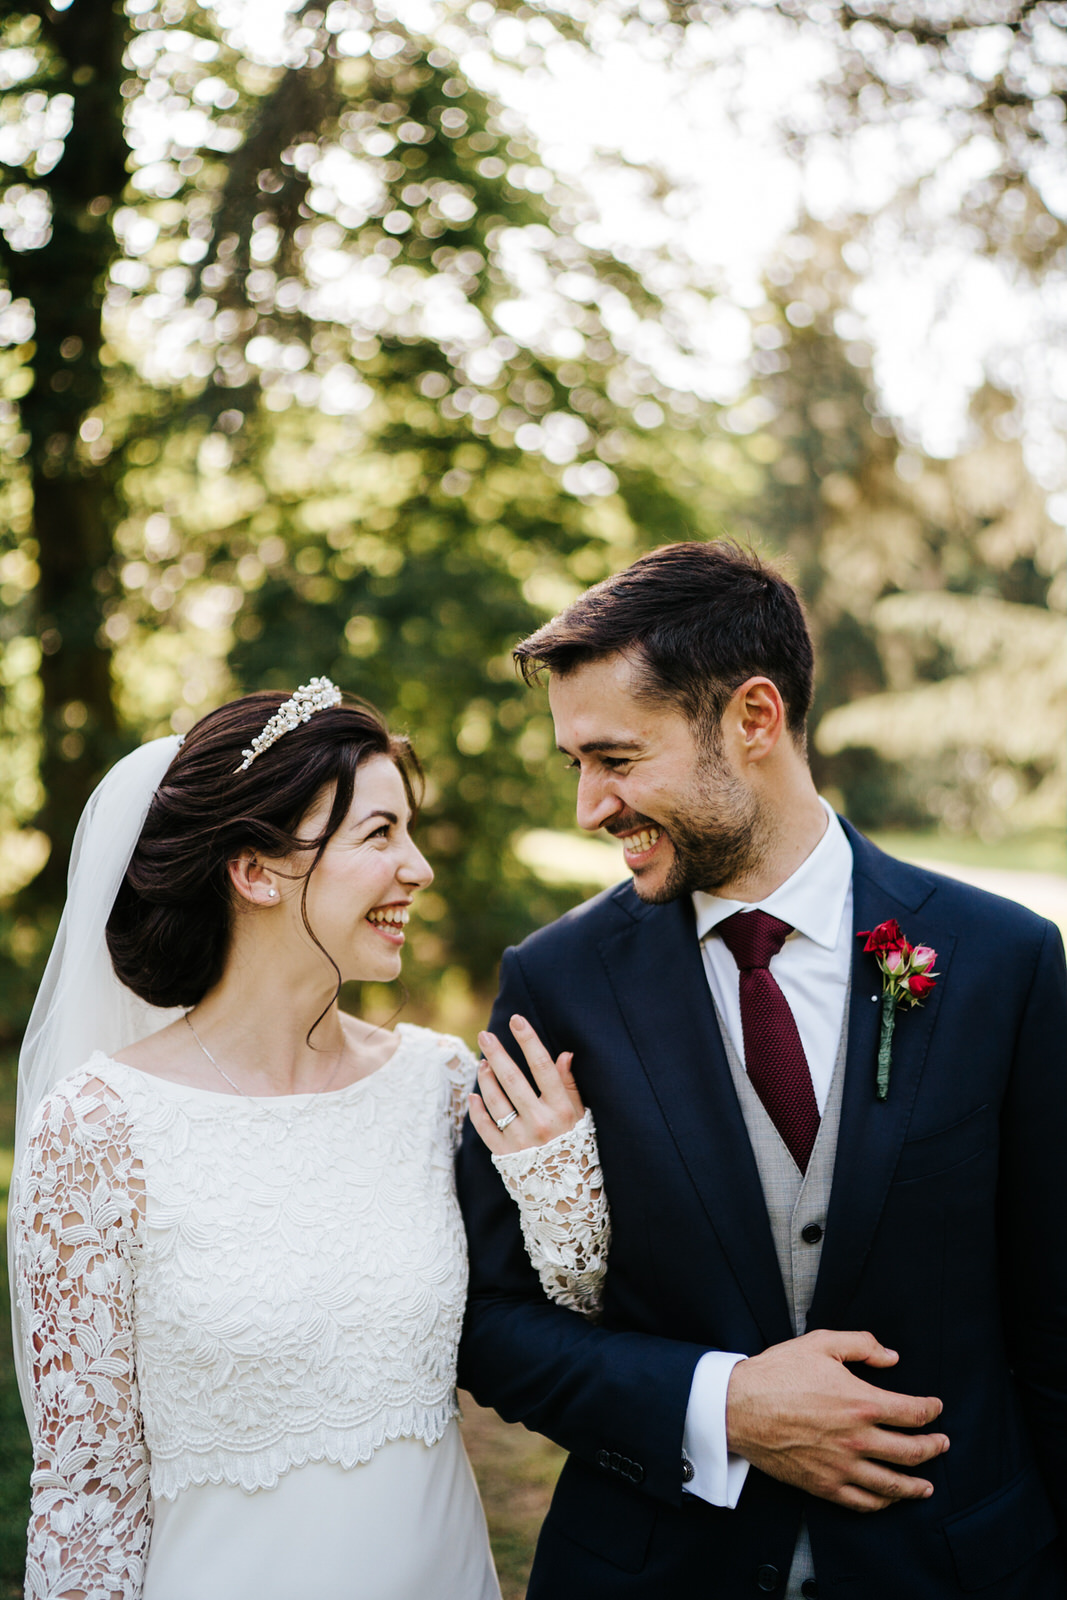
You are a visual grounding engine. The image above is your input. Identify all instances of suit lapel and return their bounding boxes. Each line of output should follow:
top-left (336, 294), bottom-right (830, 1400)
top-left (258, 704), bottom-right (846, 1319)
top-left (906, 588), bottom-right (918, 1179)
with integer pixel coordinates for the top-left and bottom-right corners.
top-left (809, 825), bottom-right (956, 1324)
top-left (598, 890), bottom-right (794, 1347)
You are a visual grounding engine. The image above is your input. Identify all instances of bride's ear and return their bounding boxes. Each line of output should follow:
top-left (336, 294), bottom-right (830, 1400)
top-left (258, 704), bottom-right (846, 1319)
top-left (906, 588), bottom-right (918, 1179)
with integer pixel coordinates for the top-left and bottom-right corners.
top-left (228, 851), bottom-right (280, 907)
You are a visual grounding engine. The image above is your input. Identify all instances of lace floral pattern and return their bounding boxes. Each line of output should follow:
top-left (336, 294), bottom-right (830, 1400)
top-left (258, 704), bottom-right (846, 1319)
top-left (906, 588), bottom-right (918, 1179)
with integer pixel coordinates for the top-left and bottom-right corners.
top-left (12, 1024), bottom-right (610, 1600)
top-left (492, 1109), bottom-right (611, 1317)
top-left (13, 1076), bottom-right (151, 1600)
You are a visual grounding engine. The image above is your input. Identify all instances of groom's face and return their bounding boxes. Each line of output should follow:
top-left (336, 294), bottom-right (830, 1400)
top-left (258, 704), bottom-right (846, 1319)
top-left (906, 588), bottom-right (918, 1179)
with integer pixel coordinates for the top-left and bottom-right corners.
top-left (549, 652), bottom-right (762, 902)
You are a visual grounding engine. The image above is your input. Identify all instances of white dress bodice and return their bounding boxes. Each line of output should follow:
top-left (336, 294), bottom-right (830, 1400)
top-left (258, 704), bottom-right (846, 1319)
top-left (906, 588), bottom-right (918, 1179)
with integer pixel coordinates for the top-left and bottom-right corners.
top-left (13, 1023), bottom-right (611, 1600)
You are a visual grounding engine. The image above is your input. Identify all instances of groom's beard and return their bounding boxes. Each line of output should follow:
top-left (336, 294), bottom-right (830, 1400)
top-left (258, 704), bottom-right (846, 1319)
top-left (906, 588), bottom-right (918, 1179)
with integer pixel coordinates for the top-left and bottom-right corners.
top-left (610, 750), bottom-right (766, 904)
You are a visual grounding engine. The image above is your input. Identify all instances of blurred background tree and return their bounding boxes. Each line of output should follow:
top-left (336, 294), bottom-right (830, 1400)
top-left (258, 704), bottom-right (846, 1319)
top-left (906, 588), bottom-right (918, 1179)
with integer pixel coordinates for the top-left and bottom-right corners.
top-left (698, 0), bottom-right (1066, 270)
top-left (0, 0), bottom-right (1063, 1044)
top-left (719, 221), bottom-right (1065, 836)
top-left (0, 0), bottom-right (723, 1034)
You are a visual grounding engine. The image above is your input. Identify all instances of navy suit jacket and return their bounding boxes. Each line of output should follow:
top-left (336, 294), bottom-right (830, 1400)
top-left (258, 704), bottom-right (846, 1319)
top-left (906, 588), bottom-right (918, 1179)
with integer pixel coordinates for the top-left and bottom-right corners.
top-left (457, 823), bottom-right (1067, 1599)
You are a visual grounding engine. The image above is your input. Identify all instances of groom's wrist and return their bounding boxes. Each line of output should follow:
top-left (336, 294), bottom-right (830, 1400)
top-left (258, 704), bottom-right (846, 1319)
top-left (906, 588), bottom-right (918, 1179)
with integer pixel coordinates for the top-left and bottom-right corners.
top-left (682, 1350), bottom-right (750, 1508)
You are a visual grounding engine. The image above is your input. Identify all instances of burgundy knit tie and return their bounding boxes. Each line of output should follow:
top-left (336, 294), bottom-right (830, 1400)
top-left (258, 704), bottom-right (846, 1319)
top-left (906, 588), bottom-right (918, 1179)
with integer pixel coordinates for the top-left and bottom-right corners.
top-left (718, 909), bottom-right (820, 1174)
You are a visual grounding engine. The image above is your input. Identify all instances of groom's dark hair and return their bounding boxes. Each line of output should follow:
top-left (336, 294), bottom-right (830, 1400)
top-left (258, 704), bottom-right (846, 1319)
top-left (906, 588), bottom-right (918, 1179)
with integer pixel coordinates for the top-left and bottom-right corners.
top-left (514, 539), bottom-right (814, 745)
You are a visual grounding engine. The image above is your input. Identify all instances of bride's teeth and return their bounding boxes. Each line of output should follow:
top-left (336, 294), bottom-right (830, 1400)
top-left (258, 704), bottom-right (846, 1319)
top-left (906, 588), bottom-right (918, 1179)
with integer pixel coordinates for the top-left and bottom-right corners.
top-left (368, 908), bottom-right (409, 926)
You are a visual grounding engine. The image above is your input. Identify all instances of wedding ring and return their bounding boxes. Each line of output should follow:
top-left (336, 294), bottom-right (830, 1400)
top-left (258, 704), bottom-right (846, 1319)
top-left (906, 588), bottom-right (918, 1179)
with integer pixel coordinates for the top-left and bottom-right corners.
top-left (495, 1110), bottom-right (519, 1132)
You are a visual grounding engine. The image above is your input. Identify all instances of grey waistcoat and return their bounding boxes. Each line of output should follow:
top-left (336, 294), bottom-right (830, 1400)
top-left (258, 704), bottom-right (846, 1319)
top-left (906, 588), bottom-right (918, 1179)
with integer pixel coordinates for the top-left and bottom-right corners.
top-left (713, 983), bottom-right (851, 1600)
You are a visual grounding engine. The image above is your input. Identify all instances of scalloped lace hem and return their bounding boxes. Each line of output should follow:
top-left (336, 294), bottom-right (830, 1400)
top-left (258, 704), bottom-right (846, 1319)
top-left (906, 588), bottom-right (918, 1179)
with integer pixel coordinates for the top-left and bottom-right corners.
top-left (149, 1400), bottom-right (460, 1499)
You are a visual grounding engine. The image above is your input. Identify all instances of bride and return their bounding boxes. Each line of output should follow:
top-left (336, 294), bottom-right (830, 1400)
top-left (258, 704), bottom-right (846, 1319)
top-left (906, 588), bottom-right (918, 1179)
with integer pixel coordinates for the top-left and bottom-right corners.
top-left (9, 680), bottom-right (608, 1600)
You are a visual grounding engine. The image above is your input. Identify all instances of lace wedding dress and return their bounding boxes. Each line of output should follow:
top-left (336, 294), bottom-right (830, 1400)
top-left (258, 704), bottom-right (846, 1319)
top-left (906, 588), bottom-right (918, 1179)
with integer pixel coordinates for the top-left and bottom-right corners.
top-left (12, 1022), bottom-right (609, 1600)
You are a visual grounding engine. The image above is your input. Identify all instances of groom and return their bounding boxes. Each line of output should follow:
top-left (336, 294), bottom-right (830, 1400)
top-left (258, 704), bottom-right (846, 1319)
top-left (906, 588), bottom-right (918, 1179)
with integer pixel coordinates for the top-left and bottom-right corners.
top-left (457, 541), bottom-right (1067, 1599)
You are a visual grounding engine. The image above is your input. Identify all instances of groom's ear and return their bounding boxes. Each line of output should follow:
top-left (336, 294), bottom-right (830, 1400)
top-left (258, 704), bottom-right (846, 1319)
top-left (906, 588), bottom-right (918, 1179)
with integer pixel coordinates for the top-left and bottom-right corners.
top-left (727, 676), bottom-right (785, 764)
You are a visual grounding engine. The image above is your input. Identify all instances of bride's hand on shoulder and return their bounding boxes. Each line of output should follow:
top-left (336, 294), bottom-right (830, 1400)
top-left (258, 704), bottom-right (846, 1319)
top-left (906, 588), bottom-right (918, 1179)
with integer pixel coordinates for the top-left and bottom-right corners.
top-left (469, 1014), bottom-right (584, 1155)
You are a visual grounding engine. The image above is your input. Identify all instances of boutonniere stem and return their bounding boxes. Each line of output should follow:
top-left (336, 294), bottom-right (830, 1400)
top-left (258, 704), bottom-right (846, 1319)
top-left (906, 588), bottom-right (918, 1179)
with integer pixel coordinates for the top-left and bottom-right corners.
top-left (858, 919), bottom-right (939, 1102)
top-left (877, 991), bottom-right (896, 1101)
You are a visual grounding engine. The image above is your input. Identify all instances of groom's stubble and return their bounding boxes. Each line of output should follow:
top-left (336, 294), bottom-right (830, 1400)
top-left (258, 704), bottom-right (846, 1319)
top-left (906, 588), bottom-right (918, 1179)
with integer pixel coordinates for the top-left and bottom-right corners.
top-left (615, 728), bottom-right (771, 904)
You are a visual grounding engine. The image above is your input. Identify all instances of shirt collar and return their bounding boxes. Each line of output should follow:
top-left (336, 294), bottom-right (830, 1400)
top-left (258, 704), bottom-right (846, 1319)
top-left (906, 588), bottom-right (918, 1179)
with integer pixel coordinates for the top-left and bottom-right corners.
top-left (691, 799), bottom-right (853, 950)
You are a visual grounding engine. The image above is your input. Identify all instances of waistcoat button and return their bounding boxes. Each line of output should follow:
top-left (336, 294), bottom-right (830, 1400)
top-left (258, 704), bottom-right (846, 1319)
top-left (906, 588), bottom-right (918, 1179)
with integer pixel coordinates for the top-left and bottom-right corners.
top-left (756, 1564), bottom-right (780, 1591)
top-left (801, 1222), bottom-right (823, 1244)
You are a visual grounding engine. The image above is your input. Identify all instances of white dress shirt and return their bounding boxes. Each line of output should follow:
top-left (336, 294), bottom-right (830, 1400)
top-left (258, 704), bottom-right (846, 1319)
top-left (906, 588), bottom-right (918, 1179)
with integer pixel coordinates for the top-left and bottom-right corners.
top-left (681, 800), bottom-right (855, 1507)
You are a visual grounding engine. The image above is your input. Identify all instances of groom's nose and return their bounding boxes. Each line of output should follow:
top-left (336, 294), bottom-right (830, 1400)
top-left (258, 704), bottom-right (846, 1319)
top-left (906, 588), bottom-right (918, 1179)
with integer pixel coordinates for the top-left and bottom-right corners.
top-left (575, 769), bottom-right (623, 833)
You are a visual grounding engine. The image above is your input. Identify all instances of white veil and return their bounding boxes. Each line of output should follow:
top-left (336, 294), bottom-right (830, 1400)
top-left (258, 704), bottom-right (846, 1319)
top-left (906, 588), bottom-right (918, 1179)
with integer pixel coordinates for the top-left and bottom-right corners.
top-left (9, 734), bottom-right (184, 1420)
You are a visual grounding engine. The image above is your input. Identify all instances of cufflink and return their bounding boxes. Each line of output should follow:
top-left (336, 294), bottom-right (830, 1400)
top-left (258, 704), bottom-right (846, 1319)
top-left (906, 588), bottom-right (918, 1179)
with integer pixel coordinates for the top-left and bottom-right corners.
top-left (681, 1452), bottom-right (695, 1485)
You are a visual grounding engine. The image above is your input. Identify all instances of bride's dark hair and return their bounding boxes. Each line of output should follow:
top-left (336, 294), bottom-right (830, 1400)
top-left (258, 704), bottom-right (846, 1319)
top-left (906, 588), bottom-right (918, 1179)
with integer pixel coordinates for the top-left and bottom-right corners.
top-left (106, 690), bottom-right (420, 1009)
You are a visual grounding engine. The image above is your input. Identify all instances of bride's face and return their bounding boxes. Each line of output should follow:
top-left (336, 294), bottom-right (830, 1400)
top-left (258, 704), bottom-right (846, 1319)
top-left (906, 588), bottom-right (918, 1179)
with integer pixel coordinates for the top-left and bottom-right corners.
top-left (291, 755), bottom-right (433, 985)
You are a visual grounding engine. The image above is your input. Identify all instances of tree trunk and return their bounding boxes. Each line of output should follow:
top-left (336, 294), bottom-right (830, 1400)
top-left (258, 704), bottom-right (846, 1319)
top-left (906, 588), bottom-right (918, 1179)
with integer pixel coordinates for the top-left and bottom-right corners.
top-left (4, 0), bottom-right (130, 907)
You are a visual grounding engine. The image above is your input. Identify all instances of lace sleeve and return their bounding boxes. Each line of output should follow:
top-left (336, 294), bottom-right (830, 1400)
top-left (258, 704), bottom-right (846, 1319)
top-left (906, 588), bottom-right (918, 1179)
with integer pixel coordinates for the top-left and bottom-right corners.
top-left (12, 1076), bottom-right (152, 1600)
top-left (491, 1109), bottom-right (611, 1319)
top-left (438, 1036), bottom-right (479, 1154)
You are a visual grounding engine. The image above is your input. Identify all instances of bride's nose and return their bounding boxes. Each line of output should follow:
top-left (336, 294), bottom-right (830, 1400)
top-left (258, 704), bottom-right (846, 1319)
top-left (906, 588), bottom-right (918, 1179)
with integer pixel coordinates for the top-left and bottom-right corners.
top-left (399, 842), bottom-right (433, 891)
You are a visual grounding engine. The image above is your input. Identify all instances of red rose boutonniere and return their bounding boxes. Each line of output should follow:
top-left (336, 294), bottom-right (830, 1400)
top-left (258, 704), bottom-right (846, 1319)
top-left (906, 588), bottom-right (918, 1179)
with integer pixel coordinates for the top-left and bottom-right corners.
top-left (857, 919), bottom-right (939, 1101)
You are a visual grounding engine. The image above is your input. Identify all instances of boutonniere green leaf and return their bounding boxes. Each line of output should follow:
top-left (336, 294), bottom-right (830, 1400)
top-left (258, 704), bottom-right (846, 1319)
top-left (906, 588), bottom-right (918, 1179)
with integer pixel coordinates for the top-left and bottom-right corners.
top-left (857, 919), bottom-right (939, 1101)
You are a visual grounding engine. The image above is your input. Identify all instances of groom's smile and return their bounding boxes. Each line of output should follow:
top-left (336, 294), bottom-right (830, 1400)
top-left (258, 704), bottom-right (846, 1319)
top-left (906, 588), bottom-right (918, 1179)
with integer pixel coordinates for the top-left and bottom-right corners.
top-left (548, 651), bottom-right (766, 903)
top-left (614, 822), bottom-right (662, 866)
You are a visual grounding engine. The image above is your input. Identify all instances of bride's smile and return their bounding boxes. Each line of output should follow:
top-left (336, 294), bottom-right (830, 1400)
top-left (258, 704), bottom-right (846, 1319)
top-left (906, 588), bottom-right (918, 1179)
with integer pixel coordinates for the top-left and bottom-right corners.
top-left (279, 754), bottom-right (432, 986)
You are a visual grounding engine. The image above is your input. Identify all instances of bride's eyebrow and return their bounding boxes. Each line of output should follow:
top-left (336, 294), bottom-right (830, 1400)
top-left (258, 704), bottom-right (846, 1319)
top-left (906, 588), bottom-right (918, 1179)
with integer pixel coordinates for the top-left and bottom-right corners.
top-left (356, 809), bottom-right (399, 828)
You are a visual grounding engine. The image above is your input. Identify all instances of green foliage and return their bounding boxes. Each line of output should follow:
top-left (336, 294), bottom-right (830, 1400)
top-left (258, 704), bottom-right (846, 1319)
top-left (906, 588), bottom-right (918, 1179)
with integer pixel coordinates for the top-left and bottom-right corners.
top-left (0, 0), bottom-right (724, 1009)
top-left (0, 0), bottom-right (129, 899)
top-left (709, 223), bottom-right (1066, 839)
top-left (0, 1), bottom-right (1063, 1034)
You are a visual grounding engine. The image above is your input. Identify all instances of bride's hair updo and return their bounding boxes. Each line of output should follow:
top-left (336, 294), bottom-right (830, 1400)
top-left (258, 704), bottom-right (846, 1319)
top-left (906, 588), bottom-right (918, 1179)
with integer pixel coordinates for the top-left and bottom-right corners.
top-left (106, 691), bottom-right (420, 1009)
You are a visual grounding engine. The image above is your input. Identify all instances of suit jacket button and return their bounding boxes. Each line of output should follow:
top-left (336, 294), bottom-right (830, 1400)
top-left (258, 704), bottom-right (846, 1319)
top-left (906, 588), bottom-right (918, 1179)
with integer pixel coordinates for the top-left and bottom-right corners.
top-left (596, 1449), bottom-right (610, 1470)
top-left (756, 1565), bottom-right (780, 1592)
top-left (801, 1222), bottom-right (823, 1244)
top-left (629, 1461), bottom-right (645, 1484)
top-left (801, 1583), bottom-right (819, 1598)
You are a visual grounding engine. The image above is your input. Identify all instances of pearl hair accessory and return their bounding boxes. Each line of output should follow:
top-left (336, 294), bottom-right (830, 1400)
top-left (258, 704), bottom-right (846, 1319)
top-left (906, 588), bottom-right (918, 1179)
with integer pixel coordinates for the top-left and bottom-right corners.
top-left (234, 677), bottom-right (343, 773)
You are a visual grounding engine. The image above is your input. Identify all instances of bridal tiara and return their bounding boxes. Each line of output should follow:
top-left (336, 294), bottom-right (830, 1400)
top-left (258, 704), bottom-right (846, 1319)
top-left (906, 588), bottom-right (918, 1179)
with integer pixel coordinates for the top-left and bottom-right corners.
top-left (234, 677), bottom-right (343, 773)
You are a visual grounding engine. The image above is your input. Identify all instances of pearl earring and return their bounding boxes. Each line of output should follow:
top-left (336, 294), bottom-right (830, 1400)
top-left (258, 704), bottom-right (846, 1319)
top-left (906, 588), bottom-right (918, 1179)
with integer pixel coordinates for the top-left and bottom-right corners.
top-left (267, 889), bottom-right (278, 900)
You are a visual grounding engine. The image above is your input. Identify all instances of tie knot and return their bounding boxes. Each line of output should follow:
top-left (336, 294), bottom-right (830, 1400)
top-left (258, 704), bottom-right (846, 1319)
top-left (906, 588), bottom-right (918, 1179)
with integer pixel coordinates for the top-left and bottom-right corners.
top-left (718, 908), bottom-right (793, 971)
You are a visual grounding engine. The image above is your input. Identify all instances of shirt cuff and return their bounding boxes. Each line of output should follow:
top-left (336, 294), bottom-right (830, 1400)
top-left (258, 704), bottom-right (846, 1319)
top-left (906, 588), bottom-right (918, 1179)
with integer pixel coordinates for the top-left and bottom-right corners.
top-left (681, 1350), bottom-right (750, 1508)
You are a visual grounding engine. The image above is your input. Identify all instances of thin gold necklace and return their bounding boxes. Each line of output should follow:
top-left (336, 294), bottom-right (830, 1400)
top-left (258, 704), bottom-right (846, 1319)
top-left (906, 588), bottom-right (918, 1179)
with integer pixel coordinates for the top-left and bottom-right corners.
top-left (183, 1011), bottom-right (345, 1130)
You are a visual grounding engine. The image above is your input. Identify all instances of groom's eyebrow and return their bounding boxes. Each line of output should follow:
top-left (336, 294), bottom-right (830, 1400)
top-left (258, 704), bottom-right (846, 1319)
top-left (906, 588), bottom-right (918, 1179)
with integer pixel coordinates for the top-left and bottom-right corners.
top-left (557, 738), bottom-right (645, 755)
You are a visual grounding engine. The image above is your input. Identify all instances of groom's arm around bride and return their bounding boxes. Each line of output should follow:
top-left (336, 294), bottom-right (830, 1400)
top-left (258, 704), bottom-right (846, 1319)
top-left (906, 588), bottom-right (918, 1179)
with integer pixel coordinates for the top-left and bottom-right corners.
top-left (457, 540), bottom-right (1067, 1600)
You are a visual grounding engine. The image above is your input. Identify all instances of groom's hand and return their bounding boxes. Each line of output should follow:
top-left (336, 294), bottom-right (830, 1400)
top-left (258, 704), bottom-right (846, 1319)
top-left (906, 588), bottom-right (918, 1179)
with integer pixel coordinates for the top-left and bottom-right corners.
top-left (725, 1329), bottom-right (949, 1512)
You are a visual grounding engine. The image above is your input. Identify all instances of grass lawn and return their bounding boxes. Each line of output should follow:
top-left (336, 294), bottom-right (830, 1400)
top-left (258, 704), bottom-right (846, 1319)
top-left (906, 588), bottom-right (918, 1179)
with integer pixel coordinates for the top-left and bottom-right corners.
top-left (460, 1396), bottom-right (564, 1599)
top-left (869, 826), bottom-right (1066, 877)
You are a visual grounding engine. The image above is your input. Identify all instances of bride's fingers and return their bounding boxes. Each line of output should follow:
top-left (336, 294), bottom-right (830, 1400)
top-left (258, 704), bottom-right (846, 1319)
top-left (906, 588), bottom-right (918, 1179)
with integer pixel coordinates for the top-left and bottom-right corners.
top-left (468, 1091), bottom-right (505, 1153)
top-left (475, 1056), bottom-right (520, 1126)
top-left (478, 1031), bottom-right (540, 1117)
top-left (554, 1052), bottom-right (583, 1116)
top-left (508, 1016), bottom-right (577, 1108)
top-left (476, 1025), bottom-right (585, 1151)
